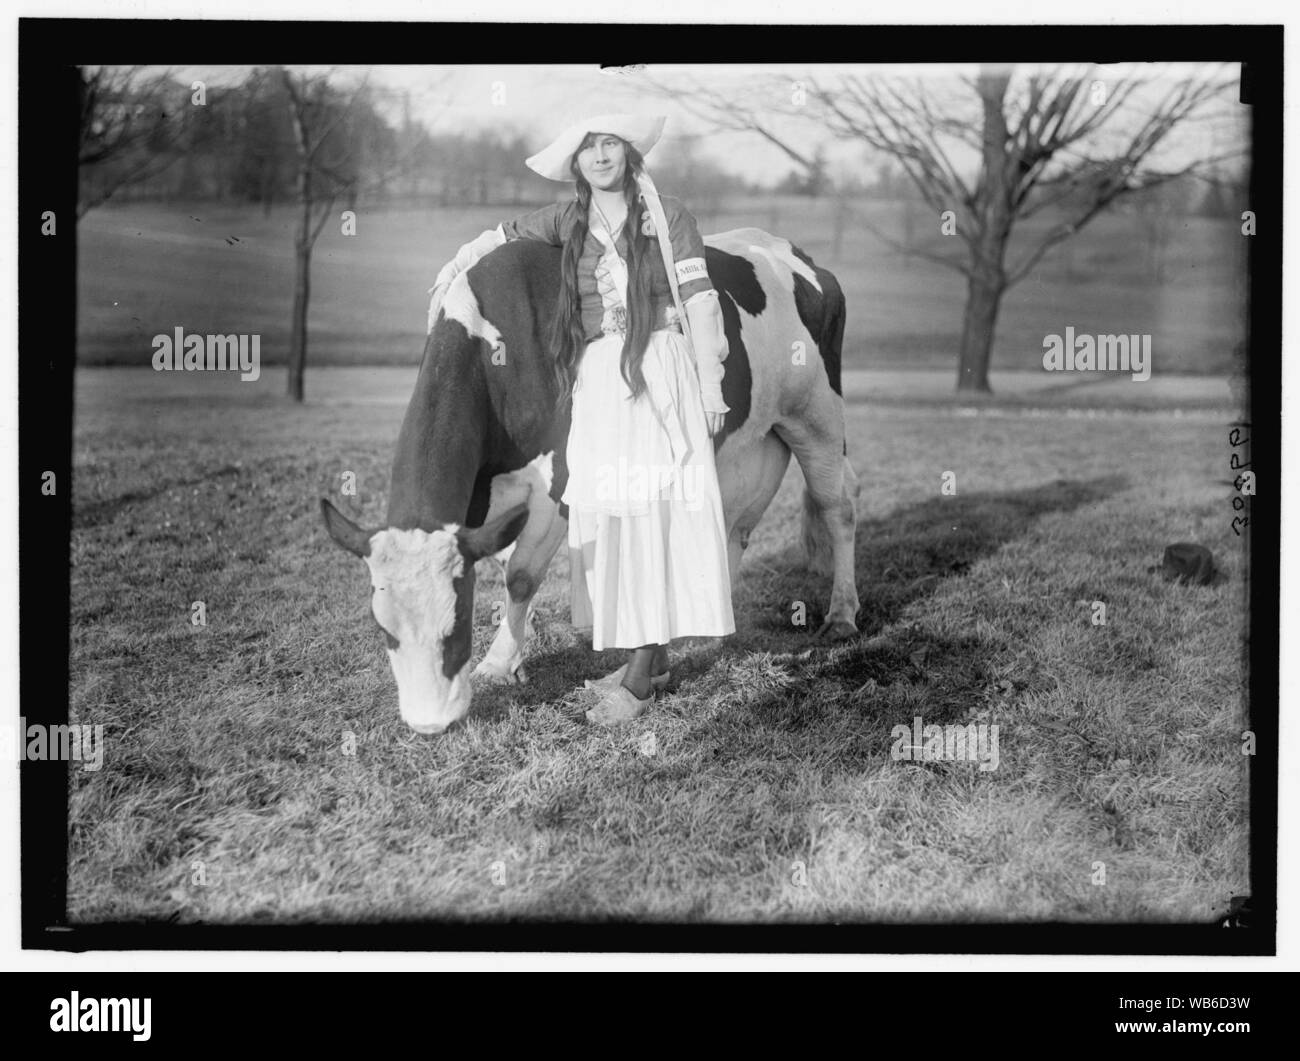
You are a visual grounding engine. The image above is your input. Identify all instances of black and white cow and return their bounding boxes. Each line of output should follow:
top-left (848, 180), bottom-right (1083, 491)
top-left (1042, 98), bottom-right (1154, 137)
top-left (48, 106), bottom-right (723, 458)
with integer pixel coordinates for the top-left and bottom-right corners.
top-left (322, 228), bottom-right (860, 734)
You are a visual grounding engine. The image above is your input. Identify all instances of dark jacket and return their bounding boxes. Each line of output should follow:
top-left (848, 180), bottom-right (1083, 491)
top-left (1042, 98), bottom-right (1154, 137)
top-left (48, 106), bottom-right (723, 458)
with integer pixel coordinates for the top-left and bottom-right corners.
top-left (500, 194), bottom-right (713, 341)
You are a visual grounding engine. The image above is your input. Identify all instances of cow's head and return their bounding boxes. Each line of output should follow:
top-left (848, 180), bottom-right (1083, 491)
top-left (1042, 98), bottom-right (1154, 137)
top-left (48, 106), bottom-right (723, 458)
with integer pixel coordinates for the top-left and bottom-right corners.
top-left (320, 498), bottom-right (530, 734)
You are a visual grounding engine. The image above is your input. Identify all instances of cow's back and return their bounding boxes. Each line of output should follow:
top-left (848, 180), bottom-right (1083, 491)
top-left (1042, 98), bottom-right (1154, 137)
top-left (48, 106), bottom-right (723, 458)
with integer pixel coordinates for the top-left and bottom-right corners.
top-left (703, 228), bottom-right (845, 431)
top-left (447, 228), bottom-right (845, 513)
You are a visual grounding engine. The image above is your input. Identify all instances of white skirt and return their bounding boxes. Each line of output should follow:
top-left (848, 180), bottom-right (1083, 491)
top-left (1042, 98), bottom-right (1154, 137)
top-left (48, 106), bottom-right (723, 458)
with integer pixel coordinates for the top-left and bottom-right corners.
top-left (562, 329), bottom-right (735, 650)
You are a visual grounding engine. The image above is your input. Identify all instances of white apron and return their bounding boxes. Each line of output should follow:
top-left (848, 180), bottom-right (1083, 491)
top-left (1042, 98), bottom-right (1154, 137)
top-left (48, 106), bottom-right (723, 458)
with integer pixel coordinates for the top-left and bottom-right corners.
top-left (561, 208), bottom-right (735, 650)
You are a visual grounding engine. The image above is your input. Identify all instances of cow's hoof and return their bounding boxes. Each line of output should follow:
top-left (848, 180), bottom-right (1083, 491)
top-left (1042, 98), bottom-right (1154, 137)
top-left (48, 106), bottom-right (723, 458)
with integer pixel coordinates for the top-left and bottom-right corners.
top-left (815, 619), bottom-right (859, 642)
top-left (473, 662), bottom-right (528, 685)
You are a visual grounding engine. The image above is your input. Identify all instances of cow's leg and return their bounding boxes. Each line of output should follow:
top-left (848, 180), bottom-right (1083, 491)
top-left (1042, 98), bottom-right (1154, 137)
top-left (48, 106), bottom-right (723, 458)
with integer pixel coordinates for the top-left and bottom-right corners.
top-left (476, 507), bottom-right (565, 683)
top-left (714, 430), bottom-right (792, 589)
top-left (474, 458), bottom-right (566, 684)
top-left (774, 399), bottom-right (860, 640)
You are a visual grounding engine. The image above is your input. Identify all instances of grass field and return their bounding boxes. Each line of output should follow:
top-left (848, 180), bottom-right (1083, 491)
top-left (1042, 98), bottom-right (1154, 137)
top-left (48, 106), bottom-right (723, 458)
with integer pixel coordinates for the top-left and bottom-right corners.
top-left (77, 197), bottom-right (1247, 375)
top-left (67, 367), bottom-right (1250, 923)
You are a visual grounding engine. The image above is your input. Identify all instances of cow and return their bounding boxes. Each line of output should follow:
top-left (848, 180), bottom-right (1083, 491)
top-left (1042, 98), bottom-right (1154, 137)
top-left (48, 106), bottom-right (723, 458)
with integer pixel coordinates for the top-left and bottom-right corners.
top-left (321, 228), bottom-right (860, 734)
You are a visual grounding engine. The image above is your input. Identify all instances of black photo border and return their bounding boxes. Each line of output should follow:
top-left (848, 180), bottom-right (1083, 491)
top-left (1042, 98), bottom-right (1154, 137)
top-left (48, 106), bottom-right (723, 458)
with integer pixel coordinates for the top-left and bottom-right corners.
top-left (17, 18), bottom-right (1281, 954)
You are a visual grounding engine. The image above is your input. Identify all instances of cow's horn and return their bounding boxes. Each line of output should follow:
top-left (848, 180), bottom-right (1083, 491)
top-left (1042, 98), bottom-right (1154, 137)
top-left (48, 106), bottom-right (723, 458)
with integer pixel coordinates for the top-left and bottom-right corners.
top-left (457, 501), bottom-right (530, 562)
top-left (320, 498), bottom-right (374, 559)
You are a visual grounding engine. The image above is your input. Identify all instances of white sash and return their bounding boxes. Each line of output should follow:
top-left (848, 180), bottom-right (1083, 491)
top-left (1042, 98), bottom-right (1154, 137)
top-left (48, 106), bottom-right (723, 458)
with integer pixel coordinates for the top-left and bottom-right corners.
top-left (588, 209), bottom-right (629, 332)
top-left (636, 169), bottom-right (694, 358)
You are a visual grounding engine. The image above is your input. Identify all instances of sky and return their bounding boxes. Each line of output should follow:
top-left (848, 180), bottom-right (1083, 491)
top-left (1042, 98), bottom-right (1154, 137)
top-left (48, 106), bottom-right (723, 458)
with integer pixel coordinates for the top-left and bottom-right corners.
top-left (176, 62), bottom-right (1250, 189)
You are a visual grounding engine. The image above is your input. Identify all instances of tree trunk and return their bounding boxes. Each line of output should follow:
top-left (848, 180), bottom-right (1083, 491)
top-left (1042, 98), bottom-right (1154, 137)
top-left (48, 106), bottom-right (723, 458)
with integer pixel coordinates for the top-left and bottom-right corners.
top-left (901, 200), bottom-right (917, 270)
top-left (287, 194), bottom-right (311, 402)
top-left (955, 66), bottom-right (1015, 395)
top-left (831, 196), bottom-right (847, 261)
top-left (956, 271), bottom-right (1003, 393)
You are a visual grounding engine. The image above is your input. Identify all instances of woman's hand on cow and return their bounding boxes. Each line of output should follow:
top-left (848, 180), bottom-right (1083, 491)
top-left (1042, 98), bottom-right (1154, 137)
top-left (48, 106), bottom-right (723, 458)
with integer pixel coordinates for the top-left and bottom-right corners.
top-left (426, 266), bottom-right (458, 333)
top-left (427, 227), bottom-right (509, 333)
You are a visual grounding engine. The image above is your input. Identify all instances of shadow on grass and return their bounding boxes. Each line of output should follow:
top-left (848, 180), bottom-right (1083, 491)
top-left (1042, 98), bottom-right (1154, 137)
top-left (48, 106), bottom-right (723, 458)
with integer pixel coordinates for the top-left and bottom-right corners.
top-left (738, 474), bottom-right (1126, 642)
top-left (476, 474), bottom-right (1125, 727)
top-left (465, 640), bottom-right (612, 727)
top-left (679, 474), bottom-right (1128, 769)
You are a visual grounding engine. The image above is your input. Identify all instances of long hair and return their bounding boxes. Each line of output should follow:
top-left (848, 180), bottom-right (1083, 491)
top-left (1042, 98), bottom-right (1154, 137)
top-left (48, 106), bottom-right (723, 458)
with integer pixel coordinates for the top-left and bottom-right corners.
top-left (549, 134), bottom-right (655, 414)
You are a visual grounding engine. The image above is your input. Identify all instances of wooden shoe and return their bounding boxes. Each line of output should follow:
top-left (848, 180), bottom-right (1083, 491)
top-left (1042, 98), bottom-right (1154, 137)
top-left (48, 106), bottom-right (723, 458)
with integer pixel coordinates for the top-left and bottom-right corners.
top-left (584, 683), bottom-right (654, 726)
top-left (584, 662), bottom-right (670, 693)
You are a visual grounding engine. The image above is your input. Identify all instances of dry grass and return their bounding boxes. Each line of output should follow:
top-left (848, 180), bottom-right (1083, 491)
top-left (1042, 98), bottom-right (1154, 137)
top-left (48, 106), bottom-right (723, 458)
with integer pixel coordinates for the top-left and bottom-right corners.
top-left (65, 367), bottom-right (1249, 923)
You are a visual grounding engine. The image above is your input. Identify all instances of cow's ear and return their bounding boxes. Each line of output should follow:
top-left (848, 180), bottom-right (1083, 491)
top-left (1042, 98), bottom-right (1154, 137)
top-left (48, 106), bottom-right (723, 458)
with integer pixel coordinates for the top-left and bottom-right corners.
top-left (457, 502), bottom-right (530, 562)
top-left (320, 498), bottom-right (374, 559)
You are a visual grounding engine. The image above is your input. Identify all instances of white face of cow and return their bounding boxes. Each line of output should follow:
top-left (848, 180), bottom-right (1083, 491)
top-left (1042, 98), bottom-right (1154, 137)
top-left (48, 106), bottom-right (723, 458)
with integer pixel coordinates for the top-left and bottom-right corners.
top-left (365, 527), bottom-right (475, 734)
top-left (321, 499), bottom-right (529, 735)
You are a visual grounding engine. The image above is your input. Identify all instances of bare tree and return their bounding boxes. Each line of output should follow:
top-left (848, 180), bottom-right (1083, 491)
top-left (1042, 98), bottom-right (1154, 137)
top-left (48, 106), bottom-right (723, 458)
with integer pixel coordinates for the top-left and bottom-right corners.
top-left (77, 66), bottom-right (200, 217)
top-left (279, 67), bottom-right (446, 402)
top-left (279, 68), bottom-right (377, 402)
top-left (643, 64), bottom-right (1239, 392)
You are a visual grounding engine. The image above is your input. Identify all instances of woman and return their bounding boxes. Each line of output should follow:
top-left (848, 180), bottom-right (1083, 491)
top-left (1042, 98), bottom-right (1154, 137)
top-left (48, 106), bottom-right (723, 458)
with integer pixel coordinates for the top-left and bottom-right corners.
top-left (429, 114), bottom-right (734, 725)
